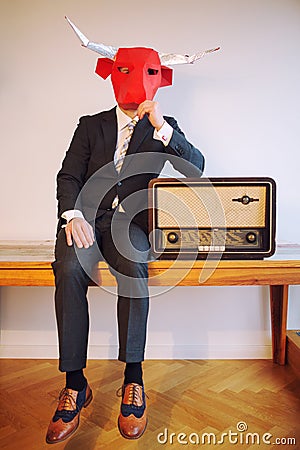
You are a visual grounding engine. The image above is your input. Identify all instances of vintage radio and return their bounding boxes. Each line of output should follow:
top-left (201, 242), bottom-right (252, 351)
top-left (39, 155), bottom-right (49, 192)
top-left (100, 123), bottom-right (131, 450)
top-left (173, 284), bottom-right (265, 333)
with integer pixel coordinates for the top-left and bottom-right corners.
top-left (148, 177), bottom-right (276, 259)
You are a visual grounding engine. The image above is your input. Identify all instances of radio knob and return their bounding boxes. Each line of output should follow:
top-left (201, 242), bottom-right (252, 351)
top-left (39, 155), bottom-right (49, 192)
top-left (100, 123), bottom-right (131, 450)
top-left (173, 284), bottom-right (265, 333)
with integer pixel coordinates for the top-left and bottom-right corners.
top-left (242, 195), bottom-right (251, 205)
top-left (246, 232), bottom-right (257, 243)
top-left (167, 232), bottom-right (179, 243)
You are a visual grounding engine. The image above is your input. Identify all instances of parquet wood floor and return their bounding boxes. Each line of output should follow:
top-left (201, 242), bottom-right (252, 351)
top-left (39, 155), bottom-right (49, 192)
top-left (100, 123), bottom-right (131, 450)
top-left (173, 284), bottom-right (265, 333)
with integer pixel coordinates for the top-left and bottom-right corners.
top-left (0, 359), bottom-right (299, 449)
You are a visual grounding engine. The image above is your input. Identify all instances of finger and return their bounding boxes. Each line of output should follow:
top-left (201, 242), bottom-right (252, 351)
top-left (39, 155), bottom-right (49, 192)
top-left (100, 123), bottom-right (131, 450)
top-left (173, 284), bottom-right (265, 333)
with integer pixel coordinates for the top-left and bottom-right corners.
top-left (82, 222), bottom-right (94, 246)
top-left (65, 226), bottom-right (73, 246)
top-left (78, 222), bottom-right (94, 248)
top-left (87, 223), bottom-right (95, 243)
top-left (71, 227), bottom-right (83, 248)
top-left (138, 100), bottom-right (150, 111)
top-left (137, 105), bottom-right (146, 120)
top-left (137, 102), bottom-right (151, 119)
top-left (141, 102), bottom-right (159, 119)
top-left (73, 225), bottom-right (90, 249)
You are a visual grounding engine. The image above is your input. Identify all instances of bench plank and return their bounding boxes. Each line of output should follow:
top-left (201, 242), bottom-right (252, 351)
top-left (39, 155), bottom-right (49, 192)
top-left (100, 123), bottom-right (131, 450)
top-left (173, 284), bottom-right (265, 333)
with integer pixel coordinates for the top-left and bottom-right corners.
top-left (1, 259), bottom-right (300, 287)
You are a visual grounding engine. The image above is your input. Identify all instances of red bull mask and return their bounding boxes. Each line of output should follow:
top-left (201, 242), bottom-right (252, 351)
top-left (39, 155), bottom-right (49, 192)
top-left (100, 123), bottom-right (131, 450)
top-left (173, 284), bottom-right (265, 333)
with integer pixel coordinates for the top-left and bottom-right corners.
top-left (65, 16), bottom-right (219, 110)
top-left (96, 47), bottom-right (172, 110)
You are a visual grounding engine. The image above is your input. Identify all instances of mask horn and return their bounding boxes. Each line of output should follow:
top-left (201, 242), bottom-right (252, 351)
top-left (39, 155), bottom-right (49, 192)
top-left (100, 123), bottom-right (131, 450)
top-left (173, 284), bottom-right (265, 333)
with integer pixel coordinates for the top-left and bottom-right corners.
top-left (159, 47), bottom-right (220, 66)
top-left (65, 16), bottom-right (118, 60)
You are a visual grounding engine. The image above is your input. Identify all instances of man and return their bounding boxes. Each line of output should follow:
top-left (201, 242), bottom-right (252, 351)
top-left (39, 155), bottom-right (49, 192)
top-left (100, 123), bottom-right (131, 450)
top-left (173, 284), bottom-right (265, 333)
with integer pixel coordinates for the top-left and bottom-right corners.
top-left (46, 18), bottom-right (211, 444)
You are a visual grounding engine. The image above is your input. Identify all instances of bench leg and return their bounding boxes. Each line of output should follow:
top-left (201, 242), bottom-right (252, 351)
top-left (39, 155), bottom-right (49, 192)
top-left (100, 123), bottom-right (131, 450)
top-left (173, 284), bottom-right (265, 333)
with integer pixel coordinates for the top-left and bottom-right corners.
top-left (270, 285), bottom-right (289, 365)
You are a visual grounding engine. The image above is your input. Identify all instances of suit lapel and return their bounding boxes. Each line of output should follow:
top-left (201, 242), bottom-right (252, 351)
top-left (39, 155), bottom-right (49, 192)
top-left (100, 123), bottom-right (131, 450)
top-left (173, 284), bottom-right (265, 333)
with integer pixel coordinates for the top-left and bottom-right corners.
top-left (100, 107), bottom-right (118, 165)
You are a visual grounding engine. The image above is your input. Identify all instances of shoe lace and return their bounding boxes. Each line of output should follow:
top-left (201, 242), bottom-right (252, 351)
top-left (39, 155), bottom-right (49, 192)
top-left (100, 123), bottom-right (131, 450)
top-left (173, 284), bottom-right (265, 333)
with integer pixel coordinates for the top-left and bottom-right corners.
top-left (127, 384), bottom-right (141, 406)
top-left (116, 384), bottom-right (148, 406)
top-left (57, 388), bottom-right (77, 411)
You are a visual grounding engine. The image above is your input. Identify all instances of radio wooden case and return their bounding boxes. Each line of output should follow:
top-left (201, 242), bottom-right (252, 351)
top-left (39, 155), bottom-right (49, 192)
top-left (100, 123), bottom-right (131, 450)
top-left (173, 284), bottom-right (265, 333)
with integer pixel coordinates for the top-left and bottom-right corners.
top-left (148, 177), bottom-right (276, 259)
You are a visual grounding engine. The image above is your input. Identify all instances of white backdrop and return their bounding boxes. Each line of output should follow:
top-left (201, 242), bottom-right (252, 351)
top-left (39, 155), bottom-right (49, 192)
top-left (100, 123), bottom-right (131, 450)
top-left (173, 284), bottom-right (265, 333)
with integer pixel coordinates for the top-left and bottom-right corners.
top-left (1, 0), bottom-right (299, 359)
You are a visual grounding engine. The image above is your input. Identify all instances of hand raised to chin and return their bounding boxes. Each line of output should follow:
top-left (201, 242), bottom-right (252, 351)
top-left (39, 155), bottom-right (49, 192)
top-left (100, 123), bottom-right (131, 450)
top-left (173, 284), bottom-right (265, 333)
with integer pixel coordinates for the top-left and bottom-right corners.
top-left (137, 100), bottom-right (165, 131)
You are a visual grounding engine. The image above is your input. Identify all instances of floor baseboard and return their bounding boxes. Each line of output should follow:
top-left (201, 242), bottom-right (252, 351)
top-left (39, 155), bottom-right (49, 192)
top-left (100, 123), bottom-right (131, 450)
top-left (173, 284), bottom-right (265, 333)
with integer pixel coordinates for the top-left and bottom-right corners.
top-left (0, 344), bottom-right (272, 360)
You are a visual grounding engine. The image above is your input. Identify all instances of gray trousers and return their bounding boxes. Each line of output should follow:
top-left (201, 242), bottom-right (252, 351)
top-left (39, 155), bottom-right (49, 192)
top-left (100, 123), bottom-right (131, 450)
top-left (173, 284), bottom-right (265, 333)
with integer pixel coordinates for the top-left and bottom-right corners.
top-left (52, 211), bottom-right (150, 372)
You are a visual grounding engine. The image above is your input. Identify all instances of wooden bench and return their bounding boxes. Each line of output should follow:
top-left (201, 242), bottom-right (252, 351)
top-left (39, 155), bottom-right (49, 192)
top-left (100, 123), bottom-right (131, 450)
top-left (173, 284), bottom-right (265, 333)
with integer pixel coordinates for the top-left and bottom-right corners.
top-left (1, 240), bottom-right (300, 365)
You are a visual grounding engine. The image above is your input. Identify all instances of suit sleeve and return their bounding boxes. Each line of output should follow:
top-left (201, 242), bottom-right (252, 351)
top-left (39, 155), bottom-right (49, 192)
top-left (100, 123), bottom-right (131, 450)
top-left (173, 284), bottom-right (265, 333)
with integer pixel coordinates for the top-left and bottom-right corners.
top-left (56, 116), bottom-right (91, 219)
top-left (164, 116), bottom-right (205, 177)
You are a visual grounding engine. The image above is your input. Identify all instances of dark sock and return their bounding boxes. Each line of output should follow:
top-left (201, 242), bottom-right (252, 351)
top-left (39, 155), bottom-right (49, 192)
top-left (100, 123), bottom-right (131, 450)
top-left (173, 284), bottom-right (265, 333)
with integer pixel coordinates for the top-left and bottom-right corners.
top-left (66, 369), bottom-right (87, 392)
top-left (124, 362), bottom-right (143, 386)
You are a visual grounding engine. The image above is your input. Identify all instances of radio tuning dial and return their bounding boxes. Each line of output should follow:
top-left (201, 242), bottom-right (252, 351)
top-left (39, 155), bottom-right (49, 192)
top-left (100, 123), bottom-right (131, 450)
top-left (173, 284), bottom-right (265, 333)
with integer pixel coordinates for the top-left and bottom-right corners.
top-left (242, 195), bottom-right (250, 205)
top-left (246, 232), bottom-right (257, 243)
top-left (167, 232), bottom-right (179, 243)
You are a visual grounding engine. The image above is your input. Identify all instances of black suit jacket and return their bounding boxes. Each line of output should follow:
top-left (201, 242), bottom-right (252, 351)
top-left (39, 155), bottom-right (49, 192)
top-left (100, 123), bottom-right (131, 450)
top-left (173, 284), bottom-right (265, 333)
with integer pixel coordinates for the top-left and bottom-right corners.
top-left (56, 106), bottom-right (205, 233)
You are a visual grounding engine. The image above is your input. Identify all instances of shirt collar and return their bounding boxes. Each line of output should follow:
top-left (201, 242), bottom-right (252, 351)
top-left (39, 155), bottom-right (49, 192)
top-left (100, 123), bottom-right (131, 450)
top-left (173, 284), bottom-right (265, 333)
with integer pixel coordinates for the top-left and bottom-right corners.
top-left (116, 105), bottom-right (139, 131)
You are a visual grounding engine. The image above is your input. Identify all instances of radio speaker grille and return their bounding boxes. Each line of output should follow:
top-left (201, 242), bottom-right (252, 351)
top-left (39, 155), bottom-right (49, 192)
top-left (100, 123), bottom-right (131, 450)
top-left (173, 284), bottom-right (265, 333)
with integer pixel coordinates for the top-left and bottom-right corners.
top-left (156, 185), bottom-right (266, 228)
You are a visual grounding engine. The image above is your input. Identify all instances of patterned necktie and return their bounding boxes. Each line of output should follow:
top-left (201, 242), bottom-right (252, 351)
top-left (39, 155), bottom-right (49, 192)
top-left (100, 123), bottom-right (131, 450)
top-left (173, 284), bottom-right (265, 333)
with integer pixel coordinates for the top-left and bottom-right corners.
top-left (112, 118), bottom-right (138, 209)
top-left (114, 118), bottom-right (138, 173)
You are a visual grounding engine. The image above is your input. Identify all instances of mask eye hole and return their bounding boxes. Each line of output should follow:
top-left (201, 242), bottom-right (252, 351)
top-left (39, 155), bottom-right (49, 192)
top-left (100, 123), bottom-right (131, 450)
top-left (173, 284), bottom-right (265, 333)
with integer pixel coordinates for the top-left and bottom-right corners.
top-left (148, 68), bottom-right (159, 75)
top-left (118, 67), bottom-right (130, 74)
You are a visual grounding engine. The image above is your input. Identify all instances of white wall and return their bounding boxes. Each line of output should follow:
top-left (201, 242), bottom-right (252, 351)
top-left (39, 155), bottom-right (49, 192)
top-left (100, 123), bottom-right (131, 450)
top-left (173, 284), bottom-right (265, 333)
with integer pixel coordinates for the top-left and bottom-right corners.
top-left (1, 0), bottom-right (299, 359)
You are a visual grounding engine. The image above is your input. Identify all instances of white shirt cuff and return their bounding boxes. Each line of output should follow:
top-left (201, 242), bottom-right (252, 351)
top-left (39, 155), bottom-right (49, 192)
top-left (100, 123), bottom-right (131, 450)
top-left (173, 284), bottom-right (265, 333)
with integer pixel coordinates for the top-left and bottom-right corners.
top-left (153, 121), bottom-right (173, 146)
top-left (61, 209), bottom-right (84, 224)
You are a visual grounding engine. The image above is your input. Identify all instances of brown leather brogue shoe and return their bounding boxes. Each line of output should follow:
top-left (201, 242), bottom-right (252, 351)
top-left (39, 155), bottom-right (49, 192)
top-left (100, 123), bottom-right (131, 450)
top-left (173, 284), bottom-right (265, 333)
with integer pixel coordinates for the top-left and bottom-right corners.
top-left (118, 383), bottom-right (147, 440)
top-left (46, 383), bottom-right (92, 444)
